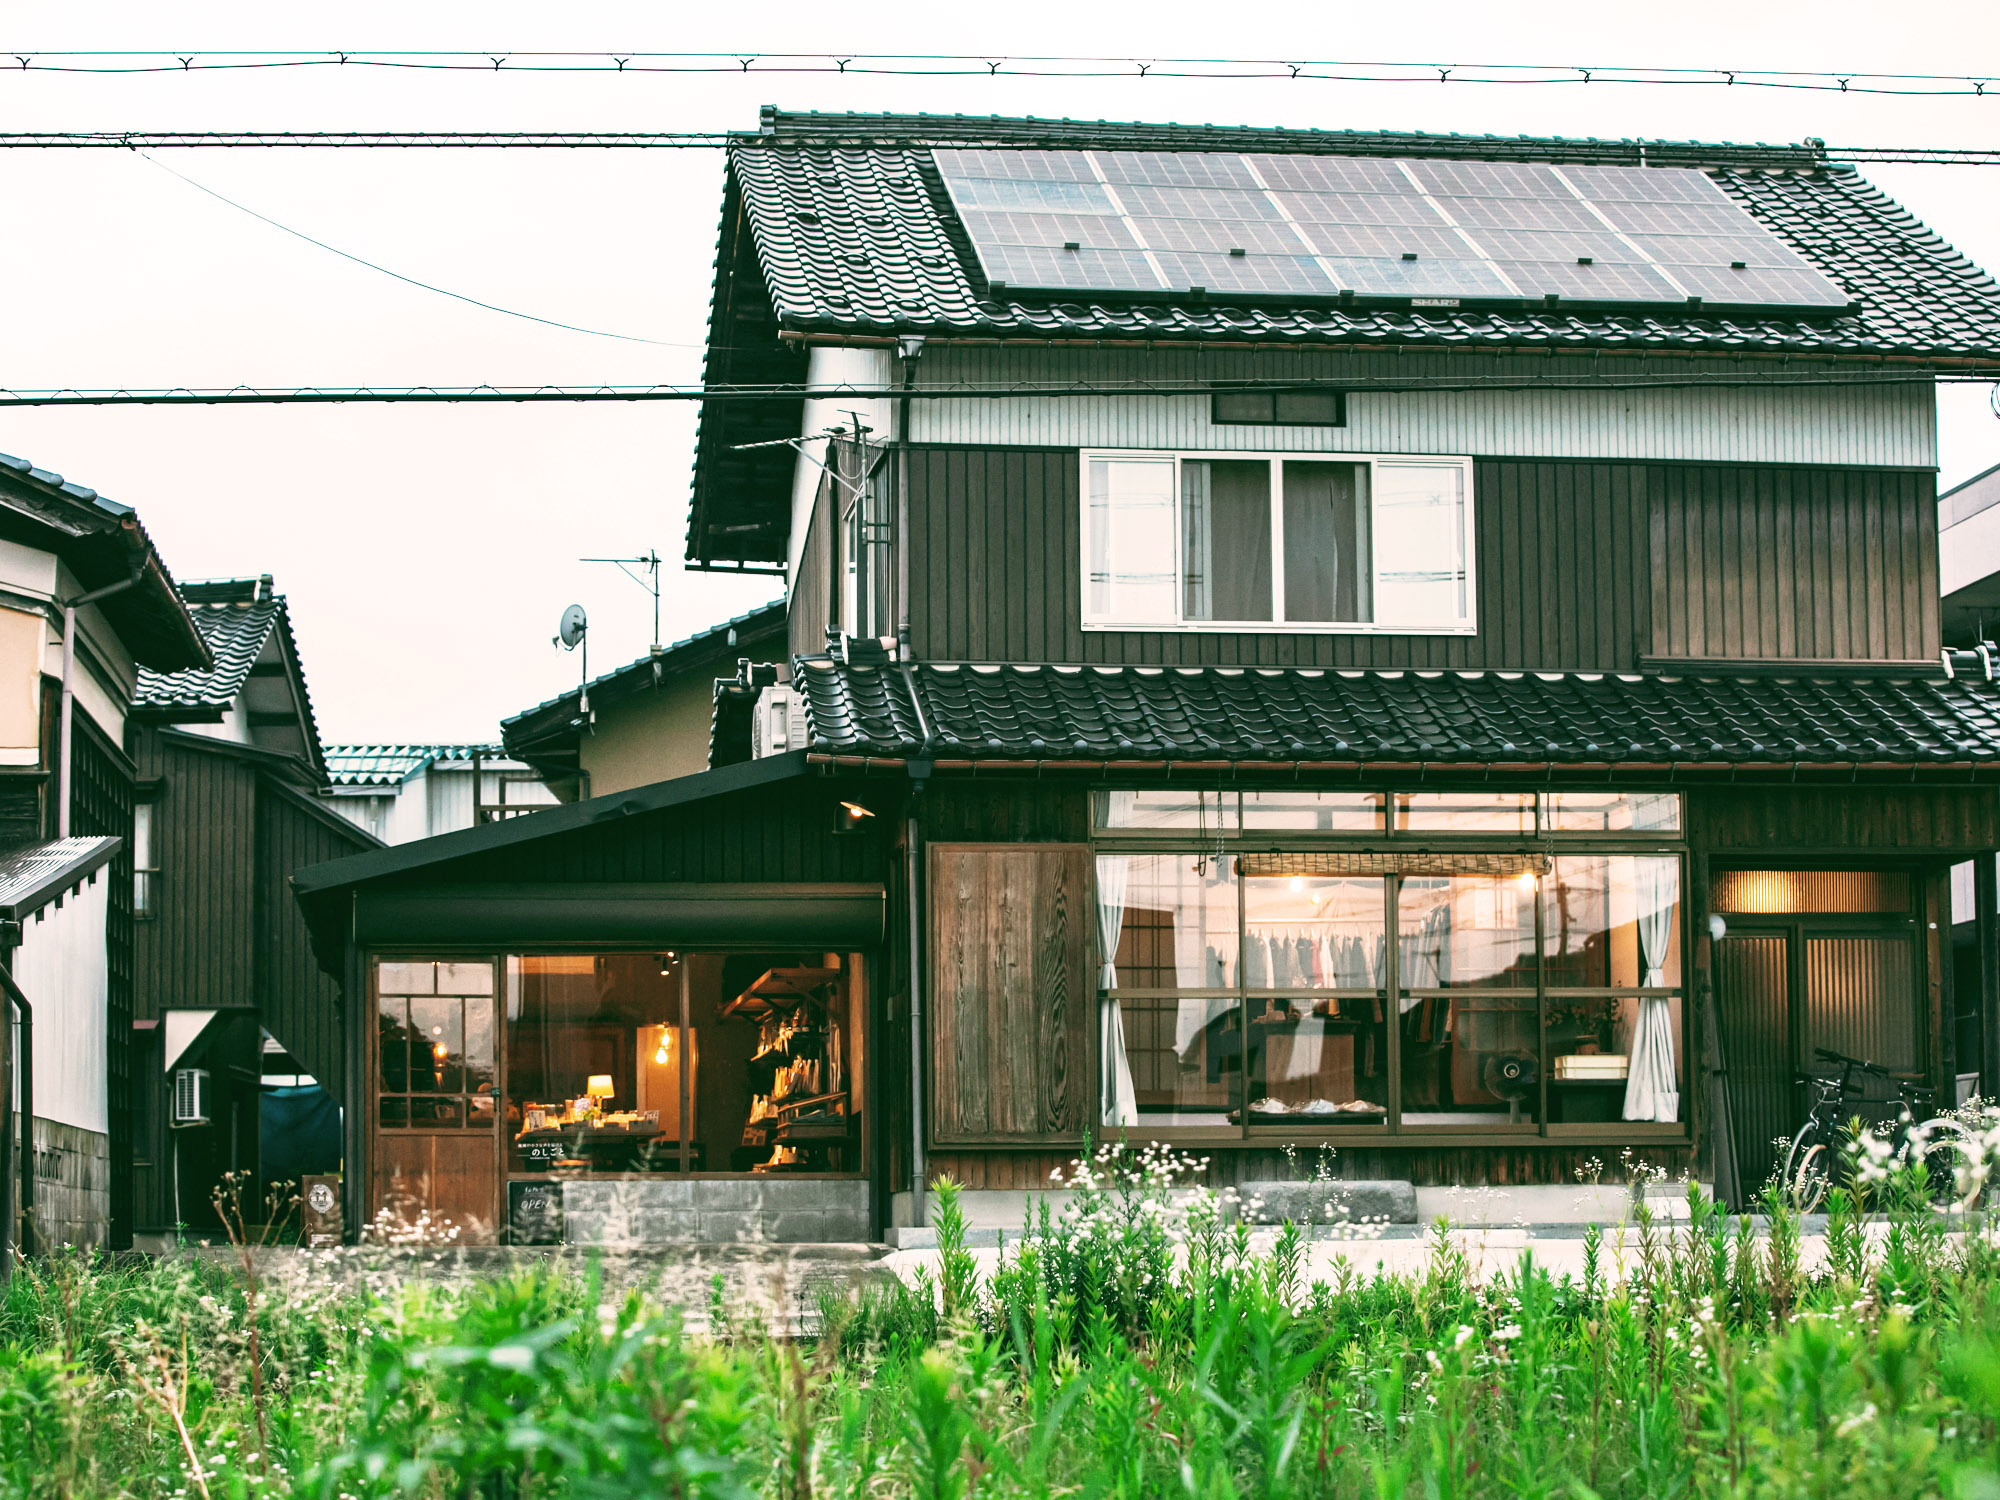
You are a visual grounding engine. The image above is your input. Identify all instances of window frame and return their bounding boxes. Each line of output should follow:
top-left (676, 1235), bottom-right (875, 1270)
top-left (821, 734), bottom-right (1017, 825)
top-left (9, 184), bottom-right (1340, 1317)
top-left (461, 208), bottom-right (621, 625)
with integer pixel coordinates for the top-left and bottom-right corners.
top-left (1209, 389), bottom-right (1348, 428)
top-left (1079, 447), bottom-right (1478, 635)
top-left (133, 797), bottom-right (159, 919)
top-left (1091, 787), bottom-right (1690, 1147)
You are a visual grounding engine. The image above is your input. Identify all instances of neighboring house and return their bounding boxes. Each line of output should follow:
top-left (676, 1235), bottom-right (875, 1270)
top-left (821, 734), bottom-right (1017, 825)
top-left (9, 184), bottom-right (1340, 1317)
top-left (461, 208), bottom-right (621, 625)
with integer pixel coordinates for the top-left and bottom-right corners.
top-left (1937, 462), bottom-right (2000, 1108)
top-left (501, 601), bottom-right (786, 801)
top-left (126, 576), bottom-right (379, 1240)
top-left (0, 452), bottom-right (211, 1251)
top-left (323, 745), bottom-right (556, 844)
top-left (295, 112), bottom-right (2000, 1247)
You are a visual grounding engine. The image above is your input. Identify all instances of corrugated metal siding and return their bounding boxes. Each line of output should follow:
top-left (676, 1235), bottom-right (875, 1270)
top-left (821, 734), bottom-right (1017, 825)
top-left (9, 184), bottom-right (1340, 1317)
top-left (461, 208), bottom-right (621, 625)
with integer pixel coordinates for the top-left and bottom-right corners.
top-left (910, 347), bottom-right (1938, 470)
top-left (1715, 934), bottom-right (1792, 1194)
top-left (1805, 936), bottom-right (1919, 1097)
top-left (256, 785), bottom-right (374, 1092)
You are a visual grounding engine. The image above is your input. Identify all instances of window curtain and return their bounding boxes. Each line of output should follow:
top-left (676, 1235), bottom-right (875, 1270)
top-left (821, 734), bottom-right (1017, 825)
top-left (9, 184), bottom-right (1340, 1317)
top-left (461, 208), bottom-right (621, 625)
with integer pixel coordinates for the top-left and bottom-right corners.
top-left (1622, 860), bottom-right (1680, 1122)
top-left (1181, 461), bottom-right (1212, 622)
top-left (1096, 847), bottom-right (1139, 1127)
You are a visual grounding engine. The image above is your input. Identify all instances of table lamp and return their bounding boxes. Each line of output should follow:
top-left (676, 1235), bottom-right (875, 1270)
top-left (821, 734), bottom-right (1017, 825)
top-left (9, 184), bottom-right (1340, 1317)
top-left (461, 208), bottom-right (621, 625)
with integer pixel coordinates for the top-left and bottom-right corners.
top-left (587, 1075), bottom-right (615, 1117)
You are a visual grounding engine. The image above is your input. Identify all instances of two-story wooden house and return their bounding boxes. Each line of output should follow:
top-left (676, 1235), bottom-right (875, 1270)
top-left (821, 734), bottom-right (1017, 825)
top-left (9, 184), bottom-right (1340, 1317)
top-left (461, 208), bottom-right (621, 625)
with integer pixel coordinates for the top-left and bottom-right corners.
top-left (295, 111), bottom-right (2000, 1243)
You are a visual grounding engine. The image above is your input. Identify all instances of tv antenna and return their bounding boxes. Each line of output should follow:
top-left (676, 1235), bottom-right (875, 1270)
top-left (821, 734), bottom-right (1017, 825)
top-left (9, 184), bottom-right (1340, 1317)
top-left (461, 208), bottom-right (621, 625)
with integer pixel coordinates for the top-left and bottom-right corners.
top-left (553, 603), bottom-right (590, 716)
top-left (581, 550), bottom-right (664, 654)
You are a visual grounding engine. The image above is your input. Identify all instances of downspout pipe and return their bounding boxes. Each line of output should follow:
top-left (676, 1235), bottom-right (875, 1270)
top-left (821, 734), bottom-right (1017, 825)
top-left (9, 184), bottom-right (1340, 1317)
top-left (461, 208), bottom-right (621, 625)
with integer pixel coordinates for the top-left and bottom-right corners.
top-left (893, 336), bottom-right (924, 657)
top-left (59, 557), bottom-right (150, 837)
top-left (0, 950), bottom-right (35, 1264)
top-left (900, 656), bottom-right (933, 1227)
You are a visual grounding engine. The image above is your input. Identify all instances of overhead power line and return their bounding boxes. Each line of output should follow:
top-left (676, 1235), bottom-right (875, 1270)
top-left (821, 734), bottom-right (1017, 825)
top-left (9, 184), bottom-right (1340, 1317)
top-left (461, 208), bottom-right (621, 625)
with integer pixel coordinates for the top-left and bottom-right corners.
top-left (0, 132), bottom-right (1995, 168)
top-left (0, 370), bottom-right (1989, 408)
top-left (136, 150), bottom-right (690, 346)
top-left (0, 52), bottom-right (1998, 96)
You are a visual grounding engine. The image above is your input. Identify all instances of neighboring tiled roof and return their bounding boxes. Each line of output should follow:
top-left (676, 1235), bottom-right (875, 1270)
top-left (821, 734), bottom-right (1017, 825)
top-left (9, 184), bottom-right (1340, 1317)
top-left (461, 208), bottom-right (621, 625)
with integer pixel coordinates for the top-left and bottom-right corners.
top-left (0, 452), bottom-right (210, 671)
top-left (324, 744), bottom-right (512, 787)
top-left (134, 581), bottom-right (282, 712)
top-left (500, 600), bottom-right (786, 751)
top-left (0, 837), bottom-right (121, 919)
top-left (728, 112), bottom-right (2000, 361)
top-left (792, 658), bottom-right (2000, 769)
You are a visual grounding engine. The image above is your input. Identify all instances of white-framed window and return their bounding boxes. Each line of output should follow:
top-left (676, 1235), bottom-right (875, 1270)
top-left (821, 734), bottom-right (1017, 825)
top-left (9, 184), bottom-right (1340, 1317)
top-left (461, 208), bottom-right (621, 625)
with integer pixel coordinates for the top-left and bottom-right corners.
top-left (1082, 450), bottom-right (1476, 633)
top-left (133, 799), bottom-right (158, 917)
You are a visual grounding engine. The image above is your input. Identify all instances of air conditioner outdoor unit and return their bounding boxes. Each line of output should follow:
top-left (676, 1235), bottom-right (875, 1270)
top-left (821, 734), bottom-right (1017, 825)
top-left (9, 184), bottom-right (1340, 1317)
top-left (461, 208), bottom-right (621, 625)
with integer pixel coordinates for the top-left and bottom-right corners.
top-left (171, 1068), bottom-right (211, 1128)
top-left (751, 685), bottom-right (809, 759)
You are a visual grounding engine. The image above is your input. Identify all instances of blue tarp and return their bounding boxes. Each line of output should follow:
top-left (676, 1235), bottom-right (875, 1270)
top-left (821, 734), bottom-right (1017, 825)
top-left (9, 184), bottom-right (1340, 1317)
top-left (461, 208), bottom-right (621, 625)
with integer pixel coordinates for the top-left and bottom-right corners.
top-left (260, 1085), bottom-right (341, 1184)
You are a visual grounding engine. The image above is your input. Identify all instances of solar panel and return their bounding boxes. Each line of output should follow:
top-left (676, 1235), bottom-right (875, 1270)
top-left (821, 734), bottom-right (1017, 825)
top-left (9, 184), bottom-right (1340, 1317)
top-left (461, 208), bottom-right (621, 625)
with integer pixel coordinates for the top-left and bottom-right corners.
top-left (931, 148), bottom-right (1850, 310)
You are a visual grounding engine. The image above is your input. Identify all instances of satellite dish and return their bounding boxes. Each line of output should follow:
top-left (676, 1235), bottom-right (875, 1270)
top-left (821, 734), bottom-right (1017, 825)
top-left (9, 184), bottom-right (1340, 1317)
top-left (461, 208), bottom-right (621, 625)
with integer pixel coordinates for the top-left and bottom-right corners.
top-left (556, 604), bottom-right (588, 651)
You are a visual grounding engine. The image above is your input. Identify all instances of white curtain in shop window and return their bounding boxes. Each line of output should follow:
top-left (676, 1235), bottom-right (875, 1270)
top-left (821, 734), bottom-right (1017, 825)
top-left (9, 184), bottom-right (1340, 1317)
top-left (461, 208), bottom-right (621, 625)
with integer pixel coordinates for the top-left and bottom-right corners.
top-left (1096, 851), bottom-right (1140, 1126)
top-left (1623, 859), bottom-right (1680, 1123)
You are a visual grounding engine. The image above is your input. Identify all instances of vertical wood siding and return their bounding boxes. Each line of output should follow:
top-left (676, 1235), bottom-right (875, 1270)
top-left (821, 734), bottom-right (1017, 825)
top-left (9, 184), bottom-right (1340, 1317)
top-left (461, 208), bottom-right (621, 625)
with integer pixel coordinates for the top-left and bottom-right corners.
top-left (132, 734), bottom-right (260, 1014)
top-left (909, 346), bottom-right (1937, 470)
top-left (906, 449), bottom-right (1937, 671)
top-left (68, 714), bottom-right (135, 1249)
top-left (256, 785), bottom-right (375, 1092)
top-left (789, 467), bottom-right (835, 658)
top-left (1649, 466), bottom-right (1939, 661)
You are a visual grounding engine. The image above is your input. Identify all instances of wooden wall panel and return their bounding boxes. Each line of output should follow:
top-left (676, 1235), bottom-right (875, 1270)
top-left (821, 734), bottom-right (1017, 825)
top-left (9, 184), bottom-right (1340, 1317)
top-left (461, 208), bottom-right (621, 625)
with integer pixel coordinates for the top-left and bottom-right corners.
top-left (372, 1131), bottom-right (499, 1243)
top-left (1648, 466), bottom-right (1940, 663)
top-left (924, 1144), bottom-right (1694, 1189)
top-left (256, 783), bottom-right (375, 1092)
top-left (928, 843), bottom-right (1090, 1145)
top-left (131, 732), bottom-right (259, 1015)
top-left (1690, 787), bottom-right (2000, 855)
top-left (904, 449), bottom-right (1935, 672)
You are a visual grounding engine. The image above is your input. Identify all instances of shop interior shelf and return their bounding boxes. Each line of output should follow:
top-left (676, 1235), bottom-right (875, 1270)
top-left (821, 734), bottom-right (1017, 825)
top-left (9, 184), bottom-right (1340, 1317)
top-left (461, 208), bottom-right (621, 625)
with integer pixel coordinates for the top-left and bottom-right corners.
top-left (720, 966), bottom-right (842, 1020)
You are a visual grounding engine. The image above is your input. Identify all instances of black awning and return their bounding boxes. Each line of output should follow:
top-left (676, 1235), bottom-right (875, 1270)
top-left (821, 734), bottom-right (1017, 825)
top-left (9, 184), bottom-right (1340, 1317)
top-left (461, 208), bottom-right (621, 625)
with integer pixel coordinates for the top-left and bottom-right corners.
top-left (352, 881), bottom-right (885, 950)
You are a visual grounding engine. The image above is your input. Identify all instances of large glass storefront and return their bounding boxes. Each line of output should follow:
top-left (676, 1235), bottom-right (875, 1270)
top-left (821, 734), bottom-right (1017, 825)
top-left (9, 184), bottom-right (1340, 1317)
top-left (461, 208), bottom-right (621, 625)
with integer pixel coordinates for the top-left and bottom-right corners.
top-left (374, 950), bottom-right (867, 1227)
top-left (1096, 789), bottom-right (1685, 1138)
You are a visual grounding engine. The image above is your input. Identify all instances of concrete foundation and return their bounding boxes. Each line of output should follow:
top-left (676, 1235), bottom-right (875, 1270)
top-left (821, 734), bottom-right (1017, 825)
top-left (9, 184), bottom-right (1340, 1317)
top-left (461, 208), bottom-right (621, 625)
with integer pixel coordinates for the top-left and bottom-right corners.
top-left (558, 1178), bottom-right (871, 1245)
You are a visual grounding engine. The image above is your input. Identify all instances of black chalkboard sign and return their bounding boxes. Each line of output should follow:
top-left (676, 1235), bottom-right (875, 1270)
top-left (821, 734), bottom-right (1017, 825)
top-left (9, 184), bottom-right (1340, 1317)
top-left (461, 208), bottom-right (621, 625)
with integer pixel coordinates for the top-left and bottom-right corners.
top-left (509, 1180), bottom-right (564, 1245)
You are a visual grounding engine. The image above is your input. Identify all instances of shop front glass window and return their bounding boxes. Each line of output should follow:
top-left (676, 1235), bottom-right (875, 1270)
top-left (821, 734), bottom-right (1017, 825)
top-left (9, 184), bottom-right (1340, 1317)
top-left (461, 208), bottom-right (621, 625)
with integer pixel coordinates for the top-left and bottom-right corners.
top-left (376, 961), bottom-right (496, 1131)
top-left (1099, 853), bottom-right (1239, 1129)
top-left (1395, 792), bottom-right (1536, 833)
top-left (1243, 873), bottom-right (1389, 1126)
top-left (505, 956), bottom-right (683, 1173)
top-left (1396, 874), bottom-right (1539, 1127)
top-left (1542, 856), bottom-right (1684, 1125)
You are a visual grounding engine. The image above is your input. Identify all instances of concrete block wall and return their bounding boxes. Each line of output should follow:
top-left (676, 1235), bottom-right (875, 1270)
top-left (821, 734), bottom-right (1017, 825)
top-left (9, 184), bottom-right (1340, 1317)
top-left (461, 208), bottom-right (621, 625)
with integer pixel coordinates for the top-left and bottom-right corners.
top-left (561, 1178), bottom-right (871, 1244)
top-left (23, 1118), bottom-right (109, 1250)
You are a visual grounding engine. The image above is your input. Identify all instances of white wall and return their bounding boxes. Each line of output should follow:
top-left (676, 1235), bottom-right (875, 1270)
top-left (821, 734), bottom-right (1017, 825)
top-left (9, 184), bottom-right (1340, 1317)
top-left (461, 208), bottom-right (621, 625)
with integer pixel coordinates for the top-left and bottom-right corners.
top-left (11, 868), bottom-right (109, 1136)
top-left (906, 346), bottom-right (1938, 470)
top-left (789, 345), bottom-right (897, 586)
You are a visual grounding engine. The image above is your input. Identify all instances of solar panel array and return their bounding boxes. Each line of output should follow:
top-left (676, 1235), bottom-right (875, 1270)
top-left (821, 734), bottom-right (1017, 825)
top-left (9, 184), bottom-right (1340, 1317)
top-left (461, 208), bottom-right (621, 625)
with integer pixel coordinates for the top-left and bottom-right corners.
top-left (931, 148), bottom-right (1849, 310)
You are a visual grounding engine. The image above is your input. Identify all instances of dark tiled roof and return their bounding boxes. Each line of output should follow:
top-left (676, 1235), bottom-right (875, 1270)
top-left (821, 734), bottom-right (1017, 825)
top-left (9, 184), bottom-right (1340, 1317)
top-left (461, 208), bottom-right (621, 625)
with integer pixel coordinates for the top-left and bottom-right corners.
top-left (0, 452), bottom-right (210, 671)
top-left (134, 584), bottom-right (282, 712)
top-left (728, 112), bottom-right (2000, 362)
top-left (793, 658), bottom-right (2000, 769)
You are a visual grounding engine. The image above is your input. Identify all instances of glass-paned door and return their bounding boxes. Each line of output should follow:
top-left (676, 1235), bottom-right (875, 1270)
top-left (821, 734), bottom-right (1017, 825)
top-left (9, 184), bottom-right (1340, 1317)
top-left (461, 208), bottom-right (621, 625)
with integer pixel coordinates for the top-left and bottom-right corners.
top-left (373, 960), bottom-right (500, 1241)
top-left (1396, 873), bottom-right (1540, 1128)
top-left (1713, 934), bottom-right (1792, 1195)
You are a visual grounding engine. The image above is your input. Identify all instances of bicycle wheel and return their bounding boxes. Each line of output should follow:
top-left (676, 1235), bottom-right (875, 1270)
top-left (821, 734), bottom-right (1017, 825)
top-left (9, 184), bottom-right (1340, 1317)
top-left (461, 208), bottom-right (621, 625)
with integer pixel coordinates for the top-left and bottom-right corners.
top-left (1915, 1118), bottom-right (1980, 1210)
top-left (1783, 1127), bottom-right (1831, 1213)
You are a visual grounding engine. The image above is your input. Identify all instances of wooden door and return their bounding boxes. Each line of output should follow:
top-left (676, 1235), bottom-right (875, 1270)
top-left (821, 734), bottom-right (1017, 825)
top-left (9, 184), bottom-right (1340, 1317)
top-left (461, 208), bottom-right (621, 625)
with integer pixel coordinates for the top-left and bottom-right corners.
top-left (370, 961), bottom-right (501, 1242)
top-left (928, 844), bottom-right (1091, 1145)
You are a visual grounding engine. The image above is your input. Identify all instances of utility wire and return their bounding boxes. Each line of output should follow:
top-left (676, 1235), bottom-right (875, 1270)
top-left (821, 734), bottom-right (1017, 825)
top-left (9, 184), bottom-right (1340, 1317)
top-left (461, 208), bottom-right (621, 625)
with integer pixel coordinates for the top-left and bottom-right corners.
top-left (0, 371), bottom-right (1990, 407)
top-left (137, 149), bottom-right (695, 347)
top-left (1, 52), bottom-right (1998, 96)
top-left (0, 132), bottom-right (1992, 167)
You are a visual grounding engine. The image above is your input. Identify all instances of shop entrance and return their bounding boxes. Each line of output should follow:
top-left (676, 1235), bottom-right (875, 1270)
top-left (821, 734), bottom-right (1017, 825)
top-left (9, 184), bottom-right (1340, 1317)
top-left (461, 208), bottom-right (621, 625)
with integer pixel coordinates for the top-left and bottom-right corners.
top-left (370, 951), bottom-right (867, 1242)
top-left (1710, 870), bottom-right (1923, 1195)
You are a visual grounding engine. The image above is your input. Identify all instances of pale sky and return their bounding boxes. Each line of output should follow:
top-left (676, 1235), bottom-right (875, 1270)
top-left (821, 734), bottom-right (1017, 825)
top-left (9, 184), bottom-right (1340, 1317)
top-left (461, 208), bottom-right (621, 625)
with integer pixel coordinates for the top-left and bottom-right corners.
top-left (0, 1), bottom-right (1996, 742)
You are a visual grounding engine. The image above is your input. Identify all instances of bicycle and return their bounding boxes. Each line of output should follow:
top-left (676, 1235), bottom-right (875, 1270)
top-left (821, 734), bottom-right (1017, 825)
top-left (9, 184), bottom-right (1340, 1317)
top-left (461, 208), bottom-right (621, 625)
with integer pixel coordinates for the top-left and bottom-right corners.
top-left (1780, 1046), bottom-right (1977, 1213)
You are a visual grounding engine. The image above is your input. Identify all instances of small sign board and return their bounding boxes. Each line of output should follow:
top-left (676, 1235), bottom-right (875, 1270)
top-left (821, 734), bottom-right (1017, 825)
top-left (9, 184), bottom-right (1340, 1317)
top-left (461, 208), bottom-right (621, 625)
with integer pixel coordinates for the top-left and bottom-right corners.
top-left (301, 1175), bottom-right (342, 1248)
top-left (520, 1140), bottom-right (566, 1170)
top-left (509, 1180), bottom-right (565, 1245)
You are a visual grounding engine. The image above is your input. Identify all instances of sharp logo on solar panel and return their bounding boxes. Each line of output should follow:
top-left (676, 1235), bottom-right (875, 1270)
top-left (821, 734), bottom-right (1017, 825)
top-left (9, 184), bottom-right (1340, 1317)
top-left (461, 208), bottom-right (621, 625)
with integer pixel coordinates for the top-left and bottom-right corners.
top-left (929, 148), bottom-right (1847, 311)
